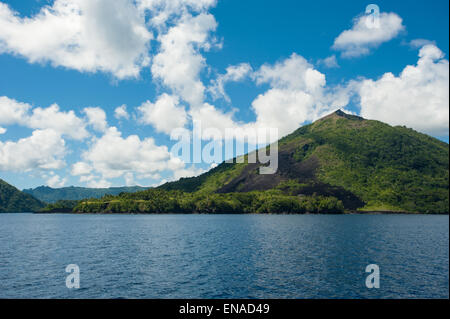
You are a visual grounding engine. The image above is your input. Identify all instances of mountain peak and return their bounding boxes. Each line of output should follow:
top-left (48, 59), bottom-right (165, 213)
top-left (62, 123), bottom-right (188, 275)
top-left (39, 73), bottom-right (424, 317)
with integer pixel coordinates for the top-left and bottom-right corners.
top-left (334, 109), bottom-right (347, 117)
top-left (318, 109), bottom-right (364, 122)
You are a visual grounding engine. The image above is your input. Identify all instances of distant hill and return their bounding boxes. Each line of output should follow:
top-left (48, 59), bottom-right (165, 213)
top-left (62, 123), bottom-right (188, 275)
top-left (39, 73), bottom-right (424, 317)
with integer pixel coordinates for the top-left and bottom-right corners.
top-left (0, 179), bottom-right (44, 213)
top-left (72, 110), bottom-right (448, 214)
top-left (23, 185), bottom-right (149, 203)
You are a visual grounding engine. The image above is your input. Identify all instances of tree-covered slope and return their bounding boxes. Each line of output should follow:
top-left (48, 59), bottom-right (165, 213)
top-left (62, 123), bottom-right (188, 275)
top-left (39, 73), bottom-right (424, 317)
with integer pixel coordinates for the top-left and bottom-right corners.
top-left (158, 110), bottom-right (449, 213)
top-left (23, 185), bottom-right (149, 203)
top-left (0, 179), bottom-right (44, 213)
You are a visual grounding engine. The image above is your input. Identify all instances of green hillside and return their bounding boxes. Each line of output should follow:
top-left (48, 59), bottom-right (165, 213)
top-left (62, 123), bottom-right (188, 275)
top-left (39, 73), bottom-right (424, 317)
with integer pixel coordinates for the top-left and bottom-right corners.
top-left (0, 179), bottom-right (44, 213)
top-left (157, 110), bottom-right (449, 213)
top-left (70, 110), bottom-right (449, 214)
top-left (23, 185), bottom-right (149, 203)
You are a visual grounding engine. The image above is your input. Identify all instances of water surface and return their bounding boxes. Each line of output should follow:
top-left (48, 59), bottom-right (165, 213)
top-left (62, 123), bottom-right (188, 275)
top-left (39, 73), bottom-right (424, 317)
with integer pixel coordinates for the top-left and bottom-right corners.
top-left (0, 214), bottom-right (448, 298)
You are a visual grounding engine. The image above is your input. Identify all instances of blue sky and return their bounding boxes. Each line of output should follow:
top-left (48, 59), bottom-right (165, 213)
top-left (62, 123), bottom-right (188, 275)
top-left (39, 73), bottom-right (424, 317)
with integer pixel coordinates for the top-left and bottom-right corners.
top-left (0, 0), bottom-right (448, 190)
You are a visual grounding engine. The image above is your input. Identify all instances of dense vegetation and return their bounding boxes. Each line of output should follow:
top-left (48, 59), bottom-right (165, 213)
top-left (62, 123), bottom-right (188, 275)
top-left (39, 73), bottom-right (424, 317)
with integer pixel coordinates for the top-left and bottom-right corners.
top-left (38, 200), bottom-right (80, 213)
top-left (299, 112), bottom-right (448, 213)
top-left (23, 185), bottom-right (148, 203)
top-left (41, 110), bottom-right (448, 215)
top-left (0, 179), bottom-right (44, 213)
top-left (73, 189), bottom-right (344, 214)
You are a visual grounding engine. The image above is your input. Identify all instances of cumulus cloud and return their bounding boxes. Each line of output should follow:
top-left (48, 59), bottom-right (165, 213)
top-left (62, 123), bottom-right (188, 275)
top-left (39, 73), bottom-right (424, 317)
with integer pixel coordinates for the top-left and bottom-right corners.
top-left (90, 179), bottom-right (112, 188)
top-left (255, 53), bottom-right (326, 92)
top-left (333, 12), bottom-right (405, 57)
top-left (47, 173), bottom-right (67, 188)
top-left (71, 161), bottom-right (92, 176)
top-left (114, 104), bottom-right (129, 120)
top-left (138, 93), bottom-right (188, 134)
top-left (73, 125), bottom-right (207, 185)
top-left (250, 88), bottom-right (315, 135)
top-left (80, 176), bottom-right (111, 188)
top-left (0, 97), bottom-right (88, 140)
top-left (0, 127), bottom-right (6, 134)
top-left (138, 0), bottom-right (216, 27)
top-left (79, 126), bottom-right (185, 180)
top-left (189, 102), bottom-right (240, 139)
top-left (151, 13), bottom-right (218, 107)
top-left (0, 0), bottom-right (152, 79)
top-left (249, 53), bottom-right (348, 136)
top-left (83, 107), bottom-right (108, 132)
top-left (190, 53), bottom-right (353, 140)
top-left (29, 104), bottom-right (89, 140)
top-left (172, 164), bottom-right (207, 181)
top-left (0, 129), bottom-right (66, 172)
top-left (358, 44), bottom-right (449, 136)
top-left (0, 96), bottom-right (31, 125)
top-left (209, 63), bottom-right (253, 102)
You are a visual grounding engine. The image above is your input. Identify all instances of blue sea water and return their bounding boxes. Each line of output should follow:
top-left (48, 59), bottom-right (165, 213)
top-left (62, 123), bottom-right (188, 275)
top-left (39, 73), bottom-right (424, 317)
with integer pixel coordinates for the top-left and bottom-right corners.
top-left (0, 213), bottom-right (448, 299)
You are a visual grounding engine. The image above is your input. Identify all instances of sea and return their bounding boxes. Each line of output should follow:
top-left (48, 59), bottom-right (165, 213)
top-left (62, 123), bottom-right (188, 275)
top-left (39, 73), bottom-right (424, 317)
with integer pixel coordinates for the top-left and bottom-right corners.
top-left (0, 213), bottom-right (448, 298)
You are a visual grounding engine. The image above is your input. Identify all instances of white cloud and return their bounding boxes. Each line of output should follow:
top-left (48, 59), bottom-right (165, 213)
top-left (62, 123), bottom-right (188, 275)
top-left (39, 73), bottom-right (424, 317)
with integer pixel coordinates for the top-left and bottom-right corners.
top-left (333, 12), bottom-right (405, 57)
top-left (139, 172), bottom-right (161, 181)
top-left (138, 93), bottom-right (188, 134)
top-left (0, 97), bottom-right (88, 140)
top-left (151, 13), bottom-right (218, 106)
top-left (255, 53), bottom-right (326, 92)
top-left (0, 127), bottom-right (6, 134)
top-left (189, 102), bottom-right (240, 139)
top-left (407, 38), bottom-right (436, 49)
top-left (114, 104), bottom-right (129, 120)
top-left (90, 179), bottom-right (111, 188)
top-left (0, 96), bottom-right (30, 125)
top-left (71, 161), bottom-right (92, 176)
top-left (358, 44), bottom-right (449, 136)
top-left (209, 63), bottom-right (253, 102)
top-left (83, 107), bottom-right (108, 132)
top-left (47, 174), bottom-right (67, 188)
top-left (124, 172), bottom-right (136, 186)
top-left (150, 178), bottom-right (168, 188)
top-left (0, 129), bottom-right (66, 172)
top-left (138, 0), bottom-right (216, 27)
top-left (81, 176), bottom-right (111, 188)
top-left (28, 104), bottom-right (88, 139)
top-left (172, 164), bottom-right (207, 180)
top-left (210, 163), bottom-right (218, 169)
top-left (317, 55), bottom-right (339, 68)
top-left (0, 0), bottom-right (152, 79)
top-left (249, 53), bottom-right (346, 137)
top-left (190, 53), bottom-right (353, 140)
top-left (250, 88), bottom-right (315, 136)
top-left (80, 126), bottom-right (185, 179)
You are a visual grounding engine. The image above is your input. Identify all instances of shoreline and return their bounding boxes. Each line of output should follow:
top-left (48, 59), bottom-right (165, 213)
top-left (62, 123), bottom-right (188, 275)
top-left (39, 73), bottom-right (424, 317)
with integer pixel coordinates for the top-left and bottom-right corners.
top-left (32, 210), bottom-right (449, 215)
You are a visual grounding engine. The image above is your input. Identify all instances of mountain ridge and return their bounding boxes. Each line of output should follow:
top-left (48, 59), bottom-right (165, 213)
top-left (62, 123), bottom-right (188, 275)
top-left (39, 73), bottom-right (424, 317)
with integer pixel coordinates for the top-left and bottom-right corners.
top-left (23, 185), bottom-right (149, 203)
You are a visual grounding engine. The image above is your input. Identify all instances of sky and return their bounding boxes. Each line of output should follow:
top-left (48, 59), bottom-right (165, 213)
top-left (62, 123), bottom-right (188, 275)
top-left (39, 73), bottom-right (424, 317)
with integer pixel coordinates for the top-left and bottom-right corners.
top-left (0, 0), bottom-right (448, 190)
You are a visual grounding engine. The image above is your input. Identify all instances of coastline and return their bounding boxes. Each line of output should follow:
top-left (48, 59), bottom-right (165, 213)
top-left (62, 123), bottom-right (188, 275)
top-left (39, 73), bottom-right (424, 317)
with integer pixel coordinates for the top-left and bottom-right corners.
top-left (32, 210), bottom-right (449, 215)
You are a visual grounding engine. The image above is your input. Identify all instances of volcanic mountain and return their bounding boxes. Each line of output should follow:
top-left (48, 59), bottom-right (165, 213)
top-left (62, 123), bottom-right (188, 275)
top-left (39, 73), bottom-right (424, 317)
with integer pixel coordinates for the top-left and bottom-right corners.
top-left (159, 110), bottom-right (449, 213)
